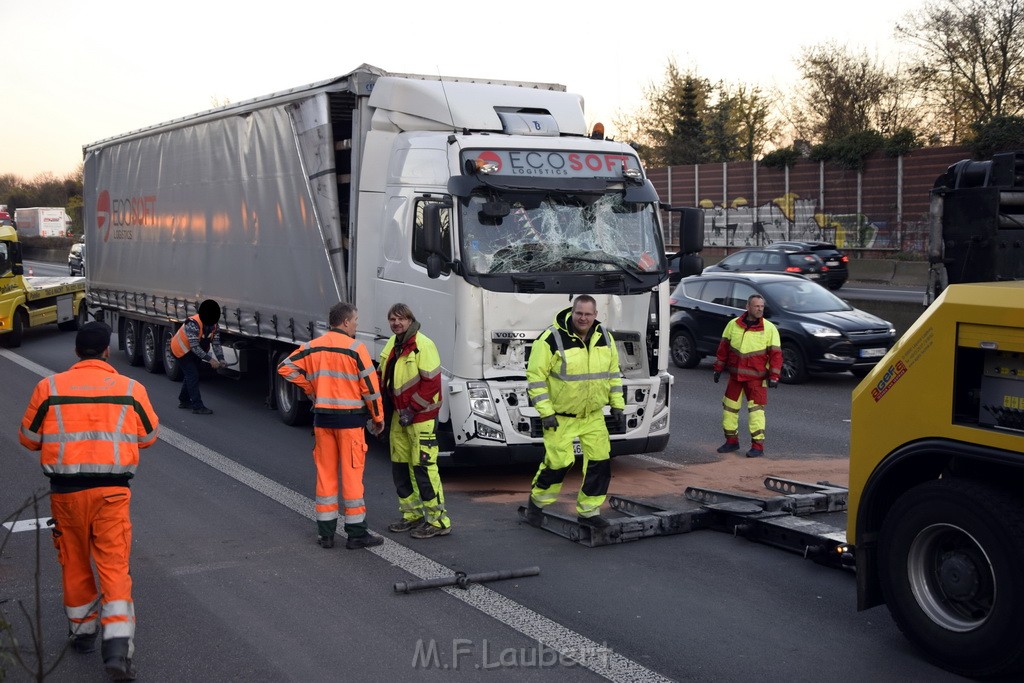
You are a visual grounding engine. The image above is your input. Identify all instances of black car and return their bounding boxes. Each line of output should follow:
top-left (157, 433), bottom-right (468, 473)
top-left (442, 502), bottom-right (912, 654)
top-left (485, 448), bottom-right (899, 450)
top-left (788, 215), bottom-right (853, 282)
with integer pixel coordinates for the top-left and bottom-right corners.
top-left (771, 241), bottom-right (848, 290)
top-left (668, 272), bottom-right (896, 383)
top-left (703, 246), bottom-right (828, 284)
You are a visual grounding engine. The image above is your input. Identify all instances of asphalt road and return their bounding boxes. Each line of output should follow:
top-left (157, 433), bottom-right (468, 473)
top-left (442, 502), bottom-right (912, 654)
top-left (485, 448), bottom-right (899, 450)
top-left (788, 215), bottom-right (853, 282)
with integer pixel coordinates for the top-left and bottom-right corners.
top-left (0, 320), bottom-right (965, 682)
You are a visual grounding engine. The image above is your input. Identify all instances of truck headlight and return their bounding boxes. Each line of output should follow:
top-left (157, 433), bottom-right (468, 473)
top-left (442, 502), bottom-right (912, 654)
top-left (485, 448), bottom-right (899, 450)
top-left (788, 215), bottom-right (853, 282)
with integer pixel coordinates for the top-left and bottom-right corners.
top-left (468, 381), bottom-right (498, 420)
top-left (653, 376), bottom-right (670, 414)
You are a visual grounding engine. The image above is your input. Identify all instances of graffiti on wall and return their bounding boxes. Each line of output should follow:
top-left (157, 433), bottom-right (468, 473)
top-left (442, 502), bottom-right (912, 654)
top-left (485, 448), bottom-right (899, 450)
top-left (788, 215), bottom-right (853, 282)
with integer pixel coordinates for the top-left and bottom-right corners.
top-left (698, 194), bottom-right (890, 249)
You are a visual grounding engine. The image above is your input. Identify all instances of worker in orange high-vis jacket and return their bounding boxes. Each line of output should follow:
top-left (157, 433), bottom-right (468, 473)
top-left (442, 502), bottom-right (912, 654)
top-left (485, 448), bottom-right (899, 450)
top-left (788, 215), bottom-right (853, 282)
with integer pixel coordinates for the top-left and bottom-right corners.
top-left (378, 303), bottom-right (450, 539)
top-left (712, 293), bottom-right (782, 458)
top-left (277, 302), bottom-right (386, 550)
top-left (169, 299), bottom-right (225, 415)
top-left (19, 321), bottom-right (159, 682)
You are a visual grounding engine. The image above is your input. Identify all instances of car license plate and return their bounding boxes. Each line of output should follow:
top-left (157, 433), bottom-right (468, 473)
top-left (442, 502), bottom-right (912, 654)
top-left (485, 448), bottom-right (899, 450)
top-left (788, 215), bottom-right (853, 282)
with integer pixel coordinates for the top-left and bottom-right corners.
top-left (573, 440), bottom-right (583, 457)
top-left (808, 273), bottom-right (820, 279)
top-left (860, 347), bottom-right (887, 358)
top-left (826, 260), bottom-right (839, 267)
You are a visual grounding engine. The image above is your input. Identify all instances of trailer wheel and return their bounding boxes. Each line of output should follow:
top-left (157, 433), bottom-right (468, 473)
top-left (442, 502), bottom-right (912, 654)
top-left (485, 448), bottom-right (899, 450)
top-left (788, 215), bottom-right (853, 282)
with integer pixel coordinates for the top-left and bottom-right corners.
top-left (123, 320), bottom-right (143, 366)
top-left (274, 351), bottom-right (311, 426)
top-left (142, 324), bottom-right (165, 374)
top-left (878, 479), bottom-right (1024, 677)
top-left (780, 341), bottom-right (808, 384)
top-left (0, 309), bottom-right (26, 348)
top-left (164, 330), bottom-right (183, 382)
top-left (669, 328), bottom-right (700, 368)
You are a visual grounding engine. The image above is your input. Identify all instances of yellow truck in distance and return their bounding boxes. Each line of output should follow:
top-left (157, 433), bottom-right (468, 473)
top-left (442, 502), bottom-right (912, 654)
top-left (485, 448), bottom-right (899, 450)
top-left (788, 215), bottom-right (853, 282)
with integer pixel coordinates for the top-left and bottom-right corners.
top-left (0, 224), bottom-right (86, 347)
top-left (849, 280), bottom-right (1024, 677)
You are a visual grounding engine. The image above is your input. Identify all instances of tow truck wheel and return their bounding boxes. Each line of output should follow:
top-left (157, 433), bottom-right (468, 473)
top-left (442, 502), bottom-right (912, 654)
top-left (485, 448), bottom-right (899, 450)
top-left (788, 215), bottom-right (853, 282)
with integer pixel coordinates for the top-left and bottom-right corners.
top-left (780, 341), bottom-right (808, 384)
top-left (274, 350), bottom-right (311, 426)
top-left (142, 324), bottom-right (165, 374)
top-left (670, 329), bottom-right (700, 368)
top-left (0, 309), bottom-right (26, 348)
top-left (123, 320), bottom-right (143, 366)
top-left (164, 330), bottom-right (183, 381)
top-left (878, 479), bottom-right (1024, 677)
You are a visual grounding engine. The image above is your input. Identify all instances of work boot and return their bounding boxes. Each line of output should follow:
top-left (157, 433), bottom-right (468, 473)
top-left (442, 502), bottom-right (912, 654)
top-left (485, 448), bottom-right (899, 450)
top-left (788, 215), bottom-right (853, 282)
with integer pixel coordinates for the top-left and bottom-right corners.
top-left (104, 657), bottom-right (137, 681)
top-left (387, 517), bottom-right (424, 533)
top-left (716, 441), bottom-right (740, 453)
top-left (523, 499), bottom-right (544, 527)
top-left (192, 406), bottom-right (213, 415)
top-left (346, 533), bottom-right (384, 550)
top-left (410, 522), bottom-right (451, 539)
top-left (317, 535), bottom-right (335, 549)
top-left (70, 631), bottom-right (97, 654)
top-left (746, 444), bottom-right (764, 458)
top-left (577, 515), bottom-right (611, 528)
top-left (177, 402), bottom-right (191, 409)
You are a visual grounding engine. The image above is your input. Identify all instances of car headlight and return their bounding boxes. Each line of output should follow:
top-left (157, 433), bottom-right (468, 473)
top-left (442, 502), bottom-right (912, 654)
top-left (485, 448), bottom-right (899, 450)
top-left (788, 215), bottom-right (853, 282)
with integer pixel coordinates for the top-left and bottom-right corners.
top-left (799, 322), bottom-right (841, 337)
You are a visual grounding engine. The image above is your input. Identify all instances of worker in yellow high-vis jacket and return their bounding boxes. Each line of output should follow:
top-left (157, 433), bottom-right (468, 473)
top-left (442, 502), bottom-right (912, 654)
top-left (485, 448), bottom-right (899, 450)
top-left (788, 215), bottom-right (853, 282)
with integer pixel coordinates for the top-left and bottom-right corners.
top-left (524, 295), bottom-right (624, 528)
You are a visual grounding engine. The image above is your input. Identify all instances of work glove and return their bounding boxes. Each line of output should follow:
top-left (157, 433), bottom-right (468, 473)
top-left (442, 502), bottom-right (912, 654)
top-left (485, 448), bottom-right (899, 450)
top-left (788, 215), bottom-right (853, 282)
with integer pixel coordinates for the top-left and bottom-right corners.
top-left (610, 408), bottom-right (625, 430)
top-left (398, 408), bottom-right (415, 427)
top-left (767, 379), bottom-right (779, 389)
top-left (541, 415), bottom-right (559, 431)
top-left (367, 419), bottom-right (385, 437)
top-left (713, 371), bottom-right (721, 384)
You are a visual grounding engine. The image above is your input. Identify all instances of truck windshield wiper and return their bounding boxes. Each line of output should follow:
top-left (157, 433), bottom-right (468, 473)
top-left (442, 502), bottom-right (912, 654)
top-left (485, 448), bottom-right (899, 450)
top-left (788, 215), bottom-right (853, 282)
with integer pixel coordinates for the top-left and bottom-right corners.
top-left (558, 254), bottom-right (644, 282)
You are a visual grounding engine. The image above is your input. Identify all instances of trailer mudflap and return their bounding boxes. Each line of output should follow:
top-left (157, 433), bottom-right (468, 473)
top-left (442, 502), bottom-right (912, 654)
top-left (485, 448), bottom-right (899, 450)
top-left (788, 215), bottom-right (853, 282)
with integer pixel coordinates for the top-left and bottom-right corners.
top-left (520, 477), bottom-right (855, 567)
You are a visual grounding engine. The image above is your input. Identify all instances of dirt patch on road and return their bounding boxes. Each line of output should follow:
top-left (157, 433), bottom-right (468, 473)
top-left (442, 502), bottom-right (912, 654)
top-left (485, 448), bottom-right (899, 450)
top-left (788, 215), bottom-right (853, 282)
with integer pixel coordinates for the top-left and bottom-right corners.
top-left (446, 455), bottom-right (849, 506)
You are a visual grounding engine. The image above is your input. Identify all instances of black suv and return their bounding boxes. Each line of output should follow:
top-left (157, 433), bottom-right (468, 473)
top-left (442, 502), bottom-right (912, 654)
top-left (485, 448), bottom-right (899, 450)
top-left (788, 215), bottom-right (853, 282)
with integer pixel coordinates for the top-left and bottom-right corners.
top-left (771, 241), bottom-right (848, 290)
top-left (68, 242), bottom-right (85, 276)
top-left (668, 272), bottom-right (896, 383)
top-left (703, 246), bottom-right (828, 283)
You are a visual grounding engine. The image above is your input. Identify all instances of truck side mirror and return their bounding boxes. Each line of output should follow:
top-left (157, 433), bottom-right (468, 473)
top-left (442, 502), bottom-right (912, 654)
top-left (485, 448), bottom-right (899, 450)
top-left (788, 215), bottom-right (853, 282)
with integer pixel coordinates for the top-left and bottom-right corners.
top-left (421, 204), bottom-right (444, 255)
top-left (426, 253), bottom-right (444, 279)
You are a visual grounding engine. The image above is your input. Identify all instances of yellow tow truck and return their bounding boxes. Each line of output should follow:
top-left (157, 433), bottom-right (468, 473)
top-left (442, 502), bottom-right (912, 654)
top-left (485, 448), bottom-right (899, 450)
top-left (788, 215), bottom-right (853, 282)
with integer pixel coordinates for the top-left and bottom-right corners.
top-left (0, 224), bottom-right (86, 347)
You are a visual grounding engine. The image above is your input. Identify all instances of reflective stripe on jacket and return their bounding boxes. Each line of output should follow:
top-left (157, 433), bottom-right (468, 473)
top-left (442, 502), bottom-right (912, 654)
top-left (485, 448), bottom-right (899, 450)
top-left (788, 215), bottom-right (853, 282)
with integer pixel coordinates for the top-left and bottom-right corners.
top-left (277, 329), bottom-right (383, 420)
top-left (19, 359), bottom-right (159, 477)
top-left (713, 315), bottom-right (782, 382)
top-left (379, 331), bottom-right (442, 423)
top-left (170, 314), bottom-right (223, 360)
top-left (526, 306), bottom-right (625, 419)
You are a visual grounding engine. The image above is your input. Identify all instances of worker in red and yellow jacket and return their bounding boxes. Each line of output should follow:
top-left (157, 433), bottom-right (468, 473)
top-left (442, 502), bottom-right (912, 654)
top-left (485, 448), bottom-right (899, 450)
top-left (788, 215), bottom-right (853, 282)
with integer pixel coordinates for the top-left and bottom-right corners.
top-left (278, 302), bottom-right (385, 550)
top-left (378, 303), bottom-right (450, 539)
top-left (169, 299), bottom-right (225, 415)
top-left (712, 294), bottom-right (782, 457)
top-left (19, 321), bottom-right (159, 681)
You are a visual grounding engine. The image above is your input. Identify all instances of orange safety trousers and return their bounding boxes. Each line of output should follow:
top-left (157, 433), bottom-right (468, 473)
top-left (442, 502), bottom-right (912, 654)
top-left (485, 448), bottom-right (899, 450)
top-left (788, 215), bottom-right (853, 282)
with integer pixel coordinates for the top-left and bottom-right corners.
top-left (313, 427), bottom-right (368, 536)
top-left (50, 487), bottom-right (135, 653)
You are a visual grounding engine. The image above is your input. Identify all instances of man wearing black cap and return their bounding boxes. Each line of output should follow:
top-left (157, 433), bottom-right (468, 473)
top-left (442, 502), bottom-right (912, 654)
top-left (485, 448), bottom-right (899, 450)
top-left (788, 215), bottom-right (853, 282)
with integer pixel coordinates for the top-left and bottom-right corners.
top-left (168, 299), bottom-right (226, 415)
top-left (20, 321), bottom-right (159, 680)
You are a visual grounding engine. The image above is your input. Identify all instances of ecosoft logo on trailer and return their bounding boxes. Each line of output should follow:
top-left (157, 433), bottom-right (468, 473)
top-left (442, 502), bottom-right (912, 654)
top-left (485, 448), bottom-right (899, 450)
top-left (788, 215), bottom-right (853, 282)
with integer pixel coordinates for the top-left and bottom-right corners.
top-left (97, 189), bottom-right (157, 242)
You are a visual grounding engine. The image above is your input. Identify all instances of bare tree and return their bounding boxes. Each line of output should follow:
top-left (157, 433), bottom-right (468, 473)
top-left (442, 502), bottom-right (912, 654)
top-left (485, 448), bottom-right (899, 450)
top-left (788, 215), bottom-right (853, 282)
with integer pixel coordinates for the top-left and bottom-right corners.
top-left (793, 42), bottom-right (901, 144)
top-left (897, 0), bottom-right (1024, 143)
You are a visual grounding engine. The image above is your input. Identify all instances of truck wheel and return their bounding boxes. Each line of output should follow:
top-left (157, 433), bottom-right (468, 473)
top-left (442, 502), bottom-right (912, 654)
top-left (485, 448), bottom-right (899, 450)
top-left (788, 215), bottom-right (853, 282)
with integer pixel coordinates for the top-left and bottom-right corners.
top-left (164, 330), bottom-right (183, 381)
top-left (670, 329), bottom-right (700, 368)
top-left (0, 309), bottom-right (26, 348)
top-left (878, 479), bottom-right (1024, 677)
top-left (142, 324), bottom-right (165, 374)
top-left (274, 351), bottom-right (311, 426)
top-left (780, 342), bottom-right (808, 384)
top-left (123, 320), bottom-right (143, 366)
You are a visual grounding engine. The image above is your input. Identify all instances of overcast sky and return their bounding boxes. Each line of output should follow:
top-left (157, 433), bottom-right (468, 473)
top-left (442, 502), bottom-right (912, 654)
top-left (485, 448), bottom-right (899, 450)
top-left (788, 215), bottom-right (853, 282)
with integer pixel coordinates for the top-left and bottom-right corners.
top-left (4, 0), bottom-right (925, 179)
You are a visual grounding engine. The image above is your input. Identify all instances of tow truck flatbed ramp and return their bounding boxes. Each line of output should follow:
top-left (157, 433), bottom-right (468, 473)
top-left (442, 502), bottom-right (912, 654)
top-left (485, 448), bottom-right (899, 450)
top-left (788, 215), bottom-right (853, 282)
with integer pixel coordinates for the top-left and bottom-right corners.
top-left (518, 477), bottom-right (854, 568)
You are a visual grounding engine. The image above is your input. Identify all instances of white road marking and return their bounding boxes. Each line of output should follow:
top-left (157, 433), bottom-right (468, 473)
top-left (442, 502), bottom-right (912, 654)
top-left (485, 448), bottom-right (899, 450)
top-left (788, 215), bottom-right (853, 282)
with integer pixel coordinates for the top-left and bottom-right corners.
top-left (3, 517), bottom-right (51, 533)
top-left (2, 347), bottom-right (672, 683)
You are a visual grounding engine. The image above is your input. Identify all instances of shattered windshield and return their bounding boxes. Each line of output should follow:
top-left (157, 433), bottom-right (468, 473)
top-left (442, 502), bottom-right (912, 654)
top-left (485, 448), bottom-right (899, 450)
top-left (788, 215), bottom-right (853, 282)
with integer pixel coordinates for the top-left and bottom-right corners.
top-left (460, 192), bottom-right (664, 276)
